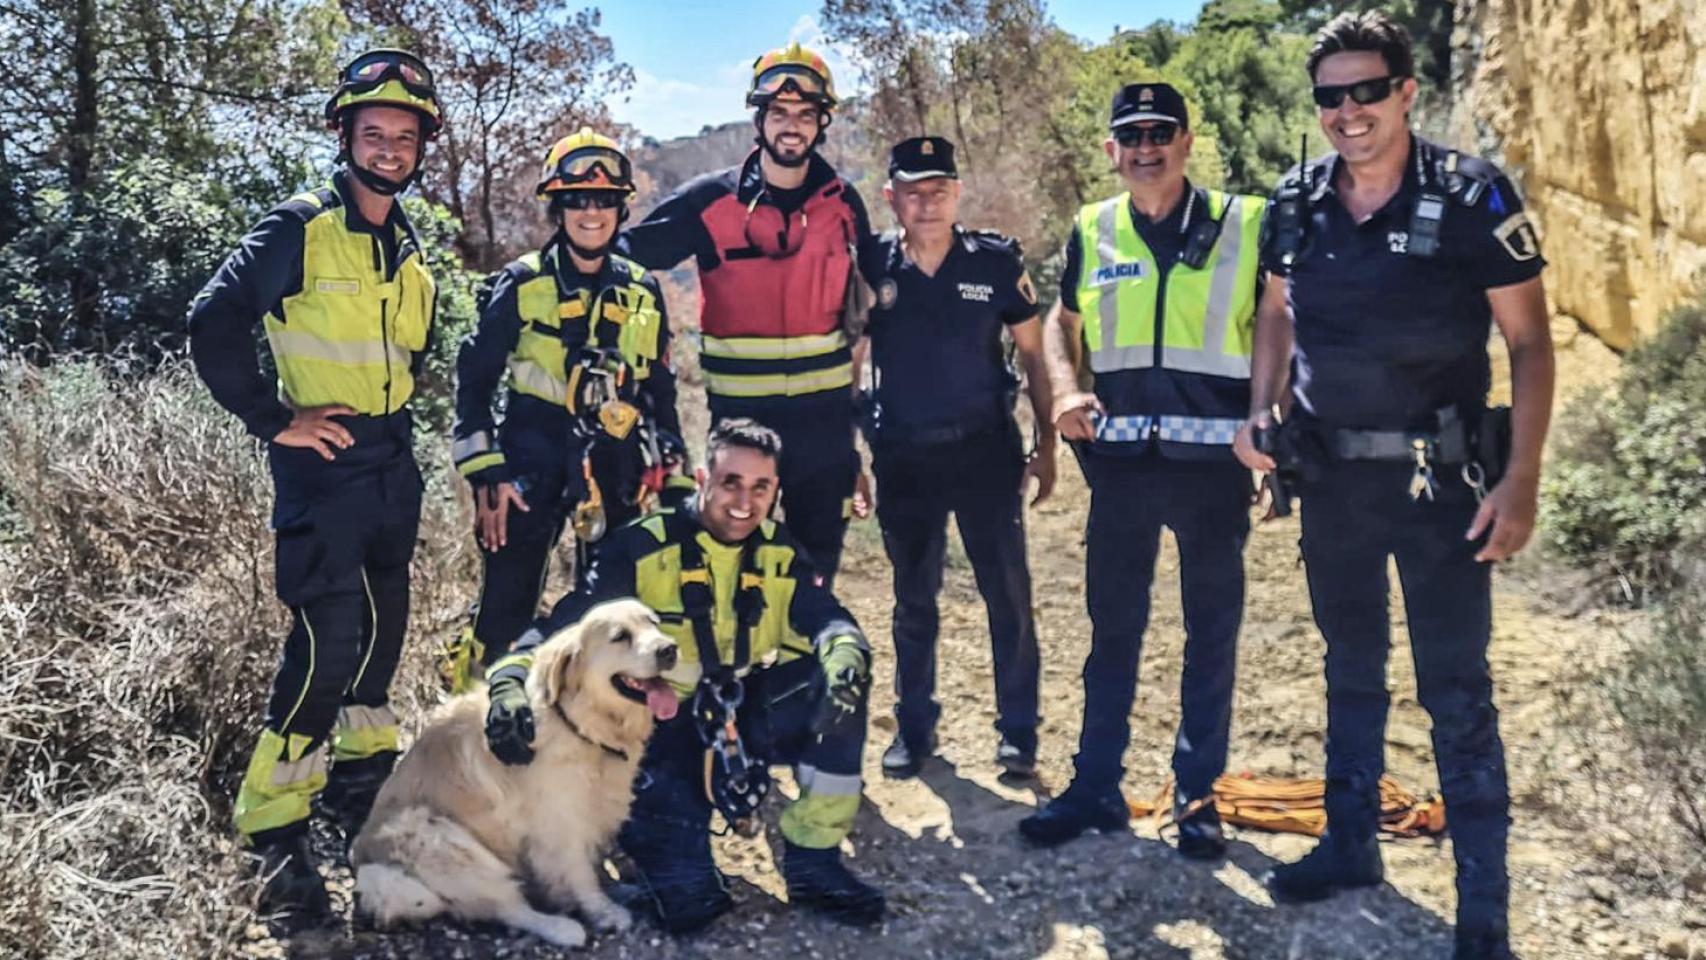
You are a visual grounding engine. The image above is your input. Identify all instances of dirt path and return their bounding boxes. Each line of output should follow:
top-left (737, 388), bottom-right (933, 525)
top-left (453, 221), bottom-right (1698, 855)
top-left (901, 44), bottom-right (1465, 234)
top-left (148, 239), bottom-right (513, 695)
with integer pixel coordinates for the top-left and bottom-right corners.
top-left (251, 429), bottom-right (1668, 960)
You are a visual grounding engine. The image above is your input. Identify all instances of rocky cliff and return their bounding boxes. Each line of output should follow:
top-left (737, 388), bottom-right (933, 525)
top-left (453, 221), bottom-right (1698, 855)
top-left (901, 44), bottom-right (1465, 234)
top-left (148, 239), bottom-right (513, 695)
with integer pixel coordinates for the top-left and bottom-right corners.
top-left (1453, 0), bottom-right (1706, 348)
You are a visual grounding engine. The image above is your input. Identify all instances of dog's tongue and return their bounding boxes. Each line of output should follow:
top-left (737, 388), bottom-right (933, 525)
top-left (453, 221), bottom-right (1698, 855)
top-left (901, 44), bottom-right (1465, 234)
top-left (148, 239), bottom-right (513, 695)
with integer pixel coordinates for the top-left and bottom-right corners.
top-left (644, 678), bottom-right (679, 721)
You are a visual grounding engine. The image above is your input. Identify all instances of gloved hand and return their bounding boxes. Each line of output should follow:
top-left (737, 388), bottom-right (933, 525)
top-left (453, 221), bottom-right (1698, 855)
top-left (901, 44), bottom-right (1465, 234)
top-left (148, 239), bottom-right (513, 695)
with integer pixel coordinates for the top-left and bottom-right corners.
top-left (812, 636), bottom-right (870, 736)
top-left (484, 673), bottom-right (536, 765)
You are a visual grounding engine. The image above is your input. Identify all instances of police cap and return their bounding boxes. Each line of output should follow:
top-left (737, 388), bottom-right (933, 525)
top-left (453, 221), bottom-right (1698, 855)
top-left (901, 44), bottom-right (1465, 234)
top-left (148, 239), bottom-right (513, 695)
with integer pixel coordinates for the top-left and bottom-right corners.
top-left (1109, 82), bottom-right (1189, 131)
top-left (888, 136), bottom-right (958, 182)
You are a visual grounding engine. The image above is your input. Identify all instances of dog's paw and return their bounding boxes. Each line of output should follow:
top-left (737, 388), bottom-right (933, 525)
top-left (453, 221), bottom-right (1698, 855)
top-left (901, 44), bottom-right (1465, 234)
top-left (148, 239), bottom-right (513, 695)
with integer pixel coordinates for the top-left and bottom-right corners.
top-left (586, 901), bottom-right (632, 933)
top-left (534, 914), bottom-right (587, 948)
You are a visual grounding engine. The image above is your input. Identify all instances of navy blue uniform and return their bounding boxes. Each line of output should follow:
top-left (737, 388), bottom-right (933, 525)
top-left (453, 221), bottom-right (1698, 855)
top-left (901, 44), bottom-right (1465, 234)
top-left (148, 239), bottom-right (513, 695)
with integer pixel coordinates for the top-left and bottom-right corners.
top-left (1269, 136), bottom-right (1545, 946)
top-left (1058, 188), bottom-right (1257, 804)
top-left (859, 227), bottom-right (1041, 752)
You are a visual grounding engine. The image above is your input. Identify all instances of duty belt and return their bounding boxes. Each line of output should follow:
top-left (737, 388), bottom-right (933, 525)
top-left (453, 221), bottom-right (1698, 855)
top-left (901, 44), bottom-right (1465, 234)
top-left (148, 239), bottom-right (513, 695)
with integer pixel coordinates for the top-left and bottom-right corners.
top-left (1325, 406), bottom-right (1477, 503)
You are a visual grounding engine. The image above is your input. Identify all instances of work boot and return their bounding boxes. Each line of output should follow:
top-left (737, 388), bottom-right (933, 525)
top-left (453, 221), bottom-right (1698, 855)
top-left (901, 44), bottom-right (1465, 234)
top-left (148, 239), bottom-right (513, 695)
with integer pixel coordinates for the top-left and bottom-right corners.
top-left (1265, 832), bottom-right (1384, 902)
top-left (1017, 783), bottom-right (1129, 848)
top-left (880, 731), bottom-right (937, 780)
top-left (319, 751), bottom-right (397, 839)
top-left (995, 734), bottom-right (1037, 779)
top-left (781, 841), bottom-right (886, 926)
top-left (250, 831), bottom-right (330, 926)
top-left (619, 817), bottom-right (732, 935)
top-left (1173, 791), bottom-right (1225, 861)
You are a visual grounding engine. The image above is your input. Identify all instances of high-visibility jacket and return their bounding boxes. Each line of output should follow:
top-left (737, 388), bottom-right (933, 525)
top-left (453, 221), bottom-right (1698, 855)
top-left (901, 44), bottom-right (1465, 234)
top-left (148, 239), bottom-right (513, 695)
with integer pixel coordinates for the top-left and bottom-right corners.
top-left (619, 151), bottom-right (871, 415)
top-left (452, 238), bottom-right (677, 481)
top-left (1074, 187), bottom-right (1263, 458)
top-left (496, 505), bottom-right (864, 696)
top-left (188, 170), bottom-right (434, 478)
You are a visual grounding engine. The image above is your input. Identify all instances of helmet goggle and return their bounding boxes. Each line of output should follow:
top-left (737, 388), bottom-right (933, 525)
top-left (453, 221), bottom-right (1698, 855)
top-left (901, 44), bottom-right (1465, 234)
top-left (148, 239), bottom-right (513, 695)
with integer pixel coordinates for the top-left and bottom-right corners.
top-left (540, 147), bottom-right (634, 196)
top-left (343, 50), bottom-right (436, 100)
top-left (749, 64), bottom-right (833, 106)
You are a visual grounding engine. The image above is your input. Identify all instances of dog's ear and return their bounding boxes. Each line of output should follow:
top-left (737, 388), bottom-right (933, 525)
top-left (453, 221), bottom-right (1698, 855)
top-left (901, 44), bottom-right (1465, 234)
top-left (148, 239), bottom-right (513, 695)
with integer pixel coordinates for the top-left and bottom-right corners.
top-left (543, 625), bottom-right (585, 707)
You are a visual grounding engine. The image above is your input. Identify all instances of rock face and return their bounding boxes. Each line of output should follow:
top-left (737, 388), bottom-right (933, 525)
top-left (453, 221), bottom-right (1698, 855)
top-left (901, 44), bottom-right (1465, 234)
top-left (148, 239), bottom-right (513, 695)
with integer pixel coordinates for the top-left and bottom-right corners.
top-left (1453, 0), bottom-right (1706, 348)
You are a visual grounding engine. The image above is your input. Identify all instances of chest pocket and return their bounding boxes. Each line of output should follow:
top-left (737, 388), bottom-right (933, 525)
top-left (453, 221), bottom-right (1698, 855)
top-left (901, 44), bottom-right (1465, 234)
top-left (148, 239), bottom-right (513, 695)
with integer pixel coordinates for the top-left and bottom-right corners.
top-left (753, 543), bottom-right (805, 659)
top-left (611, 285), bottom-right (662, 378)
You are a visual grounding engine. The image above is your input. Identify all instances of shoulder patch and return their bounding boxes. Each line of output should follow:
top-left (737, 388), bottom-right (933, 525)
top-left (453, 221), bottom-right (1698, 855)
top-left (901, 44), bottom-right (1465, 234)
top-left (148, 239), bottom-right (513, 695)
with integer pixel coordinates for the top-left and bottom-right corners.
top-left (1492, 212), bottom-right (1542, 262)
top-left (961, 228), bottom-right (1022, 259)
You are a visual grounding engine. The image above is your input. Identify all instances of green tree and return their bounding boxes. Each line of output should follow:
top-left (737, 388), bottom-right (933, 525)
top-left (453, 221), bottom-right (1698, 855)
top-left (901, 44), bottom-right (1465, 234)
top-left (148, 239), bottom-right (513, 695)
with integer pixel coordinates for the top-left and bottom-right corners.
top-left (1277, 0), bottom-right (1455, 91)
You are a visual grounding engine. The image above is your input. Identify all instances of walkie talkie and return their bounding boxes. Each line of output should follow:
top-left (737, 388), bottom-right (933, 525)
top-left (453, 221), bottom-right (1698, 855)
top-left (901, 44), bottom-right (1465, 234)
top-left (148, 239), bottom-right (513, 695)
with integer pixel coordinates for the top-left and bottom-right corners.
top-left (1270, 133), bottom-right (1310, 269)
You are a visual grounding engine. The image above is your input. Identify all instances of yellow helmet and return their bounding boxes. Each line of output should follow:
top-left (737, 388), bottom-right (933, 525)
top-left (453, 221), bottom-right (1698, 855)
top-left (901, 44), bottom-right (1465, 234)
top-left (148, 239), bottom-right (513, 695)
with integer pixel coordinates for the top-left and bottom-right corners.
top-left (536, 127), bottom-right (636, 200)
top-left (746, 42), bottom-right (838, 109)
top-left (324, 49), bottom-right (443, 138)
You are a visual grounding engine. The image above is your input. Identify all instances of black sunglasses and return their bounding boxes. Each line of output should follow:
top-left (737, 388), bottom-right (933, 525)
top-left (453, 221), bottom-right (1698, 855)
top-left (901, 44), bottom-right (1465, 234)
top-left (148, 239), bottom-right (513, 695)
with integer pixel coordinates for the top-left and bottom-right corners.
top-left (1113, 124), bottom-right (1178, 148)
top-left (555, 191), bottom-right (624, 210)
top-left (1312, 75), bottom-right (1401, 109)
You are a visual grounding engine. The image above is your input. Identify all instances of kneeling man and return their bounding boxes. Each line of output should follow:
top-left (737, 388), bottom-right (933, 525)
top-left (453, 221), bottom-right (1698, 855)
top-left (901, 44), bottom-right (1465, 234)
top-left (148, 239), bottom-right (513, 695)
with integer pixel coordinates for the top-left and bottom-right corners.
top-left (482, 418), bottom-right (885, 933)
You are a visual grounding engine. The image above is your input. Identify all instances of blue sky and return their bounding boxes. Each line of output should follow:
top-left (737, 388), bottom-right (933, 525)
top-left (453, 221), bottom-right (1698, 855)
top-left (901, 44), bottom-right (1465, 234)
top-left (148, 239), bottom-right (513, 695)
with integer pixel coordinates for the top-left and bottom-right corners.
top-left (602, 0), bottom-right (1205, 140)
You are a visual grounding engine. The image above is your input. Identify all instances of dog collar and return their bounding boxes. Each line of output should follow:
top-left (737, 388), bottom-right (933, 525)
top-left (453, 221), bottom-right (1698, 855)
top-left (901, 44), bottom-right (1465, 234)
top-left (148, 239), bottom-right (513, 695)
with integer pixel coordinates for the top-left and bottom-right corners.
top-left (552, 701), bottom-right (631, 762)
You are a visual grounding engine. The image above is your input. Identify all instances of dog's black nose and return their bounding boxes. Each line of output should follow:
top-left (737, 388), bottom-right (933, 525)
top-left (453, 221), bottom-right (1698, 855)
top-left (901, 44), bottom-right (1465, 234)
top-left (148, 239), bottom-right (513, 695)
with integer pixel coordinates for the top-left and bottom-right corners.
top-left (656, 643), bottom-right (678, 670)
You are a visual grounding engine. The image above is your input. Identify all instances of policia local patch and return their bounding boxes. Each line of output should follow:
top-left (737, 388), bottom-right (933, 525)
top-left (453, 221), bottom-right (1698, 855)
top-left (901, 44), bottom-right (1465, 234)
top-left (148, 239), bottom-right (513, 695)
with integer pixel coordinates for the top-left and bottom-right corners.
top-left (1493, 213), bottom-right (1541, 262)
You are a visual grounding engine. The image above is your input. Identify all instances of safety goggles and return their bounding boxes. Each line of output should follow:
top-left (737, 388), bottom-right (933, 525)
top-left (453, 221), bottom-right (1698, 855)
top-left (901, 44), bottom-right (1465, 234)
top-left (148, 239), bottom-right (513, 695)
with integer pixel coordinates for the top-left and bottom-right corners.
top-left (1113, 124), bottom-right (1178, 148)
top-left (752, 64), bottom-right (831, 103)
top-left (743, 195), bottom-right (809, 259)
top-left (1312, 75), bottom-right (1399, 110)
top-left (556, 191), bottom-right (625, 210)
top-left (345, 51), bottom-right (436, 99)
top-left (548, 147), bottom-right (633, 190)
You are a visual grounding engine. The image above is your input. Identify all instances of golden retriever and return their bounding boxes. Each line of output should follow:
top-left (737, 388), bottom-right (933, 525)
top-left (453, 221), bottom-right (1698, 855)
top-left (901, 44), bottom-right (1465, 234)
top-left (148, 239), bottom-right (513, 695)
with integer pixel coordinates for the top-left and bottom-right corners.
top-left (351, 599), bottom-right (679, 947)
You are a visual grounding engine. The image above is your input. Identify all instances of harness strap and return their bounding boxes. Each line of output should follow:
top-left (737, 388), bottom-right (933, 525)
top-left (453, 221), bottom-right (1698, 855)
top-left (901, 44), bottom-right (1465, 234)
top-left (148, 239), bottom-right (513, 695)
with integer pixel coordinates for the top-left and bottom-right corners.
top-left (677, 516), bottom-right (768, 682)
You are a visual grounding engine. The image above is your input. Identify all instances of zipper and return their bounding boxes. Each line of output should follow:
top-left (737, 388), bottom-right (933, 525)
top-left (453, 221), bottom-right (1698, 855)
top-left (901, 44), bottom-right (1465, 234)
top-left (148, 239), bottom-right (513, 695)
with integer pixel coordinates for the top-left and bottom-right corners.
top-left (381, 298), bottom-right (393, 414)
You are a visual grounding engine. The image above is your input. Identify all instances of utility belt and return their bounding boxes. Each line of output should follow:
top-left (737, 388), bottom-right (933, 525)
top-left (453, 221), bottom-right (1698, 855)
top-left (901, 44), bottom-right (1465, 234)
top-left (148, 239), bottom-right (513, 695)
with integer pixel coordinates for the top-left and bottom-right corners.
top-left (863, 400), bottom-right (1012, 450)
top-left (1256, 405), bottom-right (1512, 514)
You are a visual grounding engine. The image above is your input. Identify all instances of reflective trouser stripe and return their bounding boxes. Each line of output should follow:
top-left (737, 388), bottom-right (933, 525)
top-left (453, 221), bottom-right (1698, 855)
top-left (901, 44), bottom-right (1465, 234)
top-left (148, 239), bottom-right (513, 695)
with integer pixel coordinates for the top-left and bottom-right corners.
top-left (703, 362), bottom-right (854, 398)
top-left (330, 703), bottom-right (400, 761)
top-left (277, 607), bottom-right (318, 733)
top-left (1094, 414), bottom-right (1245, 446)
top-left (349, 569), bottom-right (379, 693)
top-left (234, 728), bottom-right (328, 838)
top-left (781, 763), bottom-right (862, 849)
top-left (509, 358), bottom-right (568, 405)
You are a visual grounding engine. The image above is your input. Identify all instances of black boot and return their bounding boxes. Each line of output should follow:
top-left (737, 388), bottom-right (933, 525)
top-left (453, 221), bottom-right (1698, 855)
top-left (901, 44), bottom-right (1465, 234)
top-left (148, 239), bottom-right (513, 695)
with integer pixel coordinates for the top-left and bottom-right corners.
top-left (619, 817), bottom-right (732, 935)
top-left (781, 841), bottom-right (886, 926)
top-left (995, 732), bottom-right (1037, 779)
top-left (250, 830), bottom-right (330, 926)
top-left (319, 751), bottom-right (397, 838)
top-left (1265, 831), bottom-right (1385, 902)
top-left (1173, 790), bottom-right (1225, 861)
top-left (1017, 783), bottom-right (1129, 848)
top-left (880, 731), bottom-right (936, 780)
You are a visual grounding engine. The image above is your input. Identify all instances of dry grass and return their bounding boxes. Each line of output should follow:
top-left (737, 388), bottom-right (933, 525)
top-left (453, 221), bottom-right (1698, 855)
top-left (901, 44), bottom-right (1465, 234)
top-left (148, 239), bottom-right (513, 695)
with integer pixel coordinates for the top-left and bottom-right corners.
top-left (0, 358), bottom-right (474, 959)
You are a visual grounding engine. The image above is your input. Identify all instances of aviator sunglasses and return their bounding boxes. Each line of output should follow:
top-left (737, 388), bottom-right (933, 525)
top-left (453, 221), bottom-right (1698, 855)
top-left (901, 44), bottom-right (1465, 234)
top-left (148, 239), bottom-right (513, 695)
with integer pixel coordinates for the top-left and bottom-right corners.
top-left (1312, 75), bottom-right (1402, 110)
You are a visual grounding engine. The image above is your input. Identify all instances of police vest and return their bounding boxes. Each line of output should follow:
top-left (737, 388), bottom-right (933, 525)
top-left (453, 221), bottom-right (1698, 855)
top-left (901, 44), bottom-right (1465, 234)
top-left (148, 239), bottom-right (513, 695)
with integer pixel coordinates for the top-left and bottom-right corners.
top-left (1074, 189), bottom-right (1263, 448)
top-left (631, 510), bottom-right (814, 693)
top-left (263, 187), bottom-right (434, 414)
top-left (505, 248), bottom-right (664, 410)
top-left (695, 179), bottom-right (857, 402)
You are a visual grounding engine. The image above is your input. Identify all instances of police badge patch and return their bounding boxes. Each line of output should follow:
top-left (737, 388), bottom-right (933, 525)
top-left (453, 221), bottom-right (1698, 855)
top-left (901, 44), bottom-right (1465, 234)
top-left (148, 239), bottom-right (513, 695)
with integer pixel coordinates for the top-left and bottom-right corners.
top-left (1493, 213), bottom-right (1542, 262)
top-left (1017, 269), bottom-right (1037, 305)
top-left (878, 278), bottom-right (899, 308)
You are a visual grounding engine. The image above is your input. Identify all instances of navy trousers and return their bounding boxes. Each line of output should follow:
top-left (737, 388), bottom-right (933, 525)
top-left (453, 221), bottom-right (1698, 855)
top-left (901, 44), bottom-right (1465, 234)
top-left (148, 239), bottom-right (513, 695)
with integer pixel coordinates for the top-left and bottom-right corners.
top-left (1073, 451), bottom-right (1250, 800)
top-left (1300, 460), bottom-right (1510, 936)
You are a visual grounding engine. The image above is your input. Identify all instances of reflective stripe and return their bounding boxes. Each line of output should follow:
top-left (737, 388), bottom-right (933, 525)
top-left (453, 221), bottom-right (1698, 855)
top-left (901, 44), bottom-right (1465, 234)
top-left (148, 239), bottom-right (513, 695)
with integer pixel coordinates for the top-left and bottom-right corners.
top-left (451, 430), bottom-right (496, 464)
top-left (270, 749), bottom-right (328, 788)
top-left (1092, 201), bottom-right (1151, 374)
top-left (1161, 197), bottom-right (1255, 379)
top-left (349, 569), bottom-right (379, 693)
top-left (1094, 414), bottom-right (1245, 446)
top-left (270, 328), bottom-right (412, 370)
top-left (277, 605), bottom-right (318, 733)
top-left (234, 727), bottom-right (327, 837)
top-left (508, 357), bottom-right (568, 405)
top-left (457, 451), bottom-right (505, 477)
top-left (795, 763), bottom-right (863, 797)
top-left (702, 362), bottom-right (853, 398)
top-left (331, 703), bottom-right (400, 760)
top-left (701, 331), bottom-right (847, 360)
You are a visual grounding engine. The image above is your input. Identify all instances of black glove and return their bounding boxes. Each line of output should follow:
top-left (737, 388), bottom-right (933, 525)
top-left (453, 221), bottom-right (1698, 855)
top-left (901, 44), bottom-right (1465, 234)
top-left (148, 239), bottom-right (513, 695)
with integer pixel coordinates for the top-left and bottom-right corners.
top-left (485, 673), bottom-right (535, 765)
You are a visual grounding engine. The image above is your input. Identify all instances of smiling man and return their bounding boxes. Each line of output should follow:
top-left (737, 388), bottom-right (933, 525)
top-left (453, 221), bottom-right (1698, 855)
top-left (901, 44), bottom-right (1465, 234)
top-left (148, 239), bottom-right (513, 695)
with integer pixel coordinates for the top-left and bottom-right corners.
top-left (1021, 82), bottom-right (1266, 861)
top-left (1233, 13), bottom-right (1553, 960)
top-left (443, 128), bottom-right (680, 694)
top-left (617, 43), bottom-right (874, 587)
top-left (483, 419), bottom-right (885, 934)
top-left (187, 49), bottom-right (444, 923)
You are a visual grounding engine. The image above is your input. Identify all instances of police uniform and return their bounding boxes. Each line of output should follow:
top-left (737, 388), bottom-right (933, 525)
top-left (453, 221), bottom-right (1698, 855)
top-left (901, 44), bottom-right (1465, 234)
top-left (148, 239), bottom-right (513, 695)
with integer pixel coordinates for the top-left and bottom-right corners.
top-left (489, 504), bottom-right (880, 929)
top-left (449, 234), bottom-right (678, 685)
top-left (188, 168), bottom-right (434, 844)
top-left (1263, 135), bottom-right (1544, 951)
top-left (1024, 83), bottom-right (1265, 846)
top-left (859, 136), bottom-right (1042, 762)
top-left (619, 151), bottom-right (873, 584)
